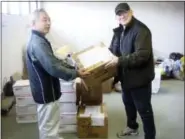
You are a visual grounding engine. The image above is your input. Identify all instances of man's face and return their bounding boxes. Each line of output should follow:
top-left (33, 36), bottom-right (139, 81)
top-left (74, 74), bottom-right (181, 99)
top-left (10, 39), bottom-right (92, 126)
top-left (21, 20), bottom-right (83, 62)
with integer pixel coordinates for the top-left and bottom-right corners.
top-left (33, 12), bottom-right (51, 34)
top-left (116, 10), bottom-right (132, 26)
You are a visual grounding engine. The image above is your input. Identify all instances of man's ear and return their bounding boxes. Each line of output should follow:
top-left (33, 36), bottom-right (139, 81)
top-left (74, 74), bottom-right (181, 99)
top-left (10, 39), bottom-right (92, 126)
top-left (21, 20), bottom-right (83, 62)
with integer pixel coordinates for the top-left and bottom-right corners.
top-left (130, 9), bottom-right (133, 16)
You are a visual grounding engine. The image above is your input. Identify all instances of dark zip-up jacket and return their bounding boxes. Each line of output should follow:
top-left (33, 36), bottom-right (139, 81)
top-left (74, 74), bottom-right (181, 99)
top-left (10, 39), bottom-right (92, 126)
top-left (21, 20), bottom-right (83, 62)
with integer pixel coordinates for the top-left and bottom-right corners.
top-left (26, 30), bottom-right (77, 104)
top-left (109, 17), bottom-right (155, 89)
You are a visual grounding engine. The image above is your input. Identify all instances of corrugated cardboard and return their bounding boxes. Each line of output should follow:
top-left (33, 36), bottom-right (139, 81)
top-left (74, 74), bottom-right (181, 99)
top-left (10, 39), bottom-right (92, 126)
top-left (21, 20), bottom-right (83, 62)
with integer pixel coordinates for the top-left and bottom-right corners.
top-left (72, 43), bottom-right (116, 86)
top-left (76, 79), bottom-right (102, 106)
top-left (102, 78), bottom-right (113, 94)
top-left (77, 103), bottom-right (108, 138)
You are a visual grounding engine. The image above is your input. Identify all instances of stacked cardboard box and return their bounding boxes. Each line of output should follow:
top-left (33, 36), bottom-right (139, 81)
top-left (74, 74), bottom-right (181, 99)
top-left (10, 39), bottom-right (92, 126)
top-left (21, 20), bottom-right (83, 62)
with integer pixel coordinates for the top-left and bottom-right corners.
top-left (13, 80), bottom-right (37, 123)
top-left (72, 43), bottom-right (116, 138)
top-left (59, 79), bottom-right (77, 133)
top-left (77, 103), bottom-right (108, 138)
top-left (73, 44), bottom-right (116, 105)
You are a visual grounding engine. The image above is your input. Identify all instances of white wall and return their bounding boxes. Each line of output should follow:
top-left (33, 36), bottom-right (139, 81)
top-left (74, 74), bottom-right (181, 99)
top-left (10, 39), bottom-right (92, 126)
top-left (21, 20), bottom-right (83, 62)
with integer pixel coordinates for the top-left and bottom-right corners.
top-left (44, 2), bottom-right (184, 56)
top-left (2, 14), bottom-right (30, 86)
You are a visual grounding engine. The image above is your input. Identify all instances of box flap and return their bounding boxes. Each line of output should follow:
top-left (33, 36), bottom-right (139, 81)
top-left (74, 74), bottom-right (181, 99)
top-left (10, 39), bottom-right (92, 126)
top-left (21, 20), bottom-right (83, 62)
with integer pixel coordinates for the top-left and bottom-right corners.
top-left (72, 43), bottom-right (113, 71)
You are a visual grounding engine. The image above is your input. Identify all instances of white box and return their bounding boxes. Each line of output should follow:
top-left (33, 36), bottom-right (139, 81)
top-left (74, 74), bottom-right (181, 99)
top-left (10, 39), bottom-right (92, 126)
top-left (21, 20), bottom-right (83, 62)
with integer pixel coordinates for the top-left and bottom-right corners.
top-left (16, 114), bottom-right (37, 123)
top-left (16, 96), bottom-right (35, 106)
top-left (60, 114), bottom-right (77, 125)
top-left (152, 68), bottom-right (161, 94)
top-left (60, 79), bottom-right (75, 92)
top-left (59, 125), bottom-right (77, 133)
top-left (16, 105), bottom-right (37, 115)
top-left (13, 80), bottom-right (31, 96)
top-left (59, 92), bottom-right (76, 103)
top-left (60, 103), bottom-right (77, 114)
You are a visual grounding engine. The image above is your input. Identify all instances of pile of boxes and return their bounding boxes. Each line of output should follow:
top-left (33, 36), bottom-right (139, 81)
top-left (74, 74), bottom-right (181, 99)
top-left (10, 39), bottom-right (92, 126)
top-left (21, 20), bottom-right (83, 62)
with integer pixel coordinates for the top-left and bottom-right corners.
top-left (13, 80), bottom-right (37, 123)
top-left (72, 44), bottom-right (116, 138)
top-left (13, 43), bottom-right (115, 138)
top-left (58, 79), bottom-right (77, 133)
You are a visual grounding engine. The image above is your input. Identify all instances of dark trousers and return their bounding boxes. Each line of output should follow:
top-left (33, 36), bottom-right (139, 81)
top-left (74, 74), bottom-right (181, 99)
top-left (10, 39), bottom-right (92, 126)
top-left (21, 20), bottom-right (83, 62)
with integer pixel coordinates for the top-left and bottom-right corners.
top-left (122, 83), bottom-right (156, 139)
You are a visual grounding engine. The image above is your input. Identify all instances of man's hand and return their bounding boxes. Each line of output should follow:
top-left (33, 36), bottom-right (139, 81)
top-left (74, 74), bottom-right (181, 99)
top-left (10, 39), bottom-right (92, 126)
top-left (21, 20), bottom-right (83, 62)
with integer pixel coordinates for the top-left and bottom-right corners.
top-left (104, 56), bottom-right (119, 69)
top-left (77, 69), bottom-right (90, 78)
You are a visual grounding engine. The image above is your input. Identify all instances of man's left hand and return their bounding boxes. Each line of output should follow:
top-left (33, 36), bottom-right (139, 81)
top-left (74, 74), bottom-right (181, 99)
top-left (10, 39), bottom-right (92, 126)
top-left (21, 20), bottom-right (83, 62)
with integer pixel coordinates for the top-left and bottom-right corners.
top-left (105, 56), bottom-right (118, 69)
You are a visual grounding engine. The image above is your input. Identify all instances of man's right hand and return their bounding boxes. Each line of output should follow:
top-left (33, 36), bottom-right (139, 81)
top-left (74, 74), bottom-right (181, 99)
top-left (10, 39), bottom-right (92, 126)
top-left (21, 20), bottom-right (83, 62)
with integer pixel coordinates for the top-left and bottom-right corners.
top-left (77, 69), bottom-right (90, 78)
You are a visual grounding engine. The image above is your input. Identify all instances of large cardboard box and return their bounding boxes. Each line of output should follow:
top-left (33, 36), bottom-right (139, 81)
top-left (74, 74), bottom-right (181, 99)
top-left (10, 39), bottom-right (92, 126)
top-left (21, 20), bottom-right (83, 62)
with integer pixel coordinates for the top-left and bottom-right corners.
top-left (72, 43), bottom-right (116, 87)
top-left (102, 78), bottom-right (113, 94)
top-left (77, 103), bottom-right (108, 138)
top-left (76, 79), bottom-right (102, 106)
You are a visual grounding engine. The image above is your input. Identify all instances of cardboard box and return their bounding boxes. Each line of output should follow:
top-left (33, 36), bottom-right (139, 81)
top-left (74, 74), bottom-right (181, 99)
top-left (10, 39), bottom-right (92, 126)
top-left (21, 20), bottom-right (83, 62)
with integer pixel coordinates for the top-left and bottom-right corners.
top-left (13, 80), bottom-right (32, 96)
top-left (102, 78), bottom-right (113, 94)
top-left (76, 79), bottom-right (102, 106)
top-left (16, 114), bottom-right (37, 123)
top-left (60, 102), bottom-right (77, 114)
top-left (59, 92), bottom-right (76, 103)
top-left (59, 125), bottom-right (77, 133)
top-left (60, 114), bottom-right (77, 125)
top-left (16, 104), bottom-right (37, 115)
top-left (77, 103), bottom-right (108, 138)
top-left (72, 43), bottom-right (116, 86)
top-left (16, 96), bottom-right (35, 106)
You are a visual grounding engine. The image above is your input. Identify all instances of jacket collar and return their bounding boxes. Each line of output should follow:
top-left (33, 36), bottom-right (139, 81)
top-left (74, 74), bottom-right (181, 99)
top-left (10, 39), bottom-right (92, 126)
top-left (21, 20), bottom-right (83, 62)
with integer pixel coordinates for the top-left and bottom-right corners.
top-left (32, 30), bottom-right (51, 46)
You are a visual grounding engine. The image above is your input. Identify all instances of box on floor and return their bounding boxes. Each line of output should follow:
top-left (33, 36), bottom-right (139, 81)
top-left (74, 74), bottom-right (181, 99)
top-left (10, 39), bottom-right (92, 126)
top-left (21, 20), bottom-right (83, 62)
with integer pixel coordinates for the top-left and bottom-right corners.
top-left (77, 103), bottom-right (108, 138)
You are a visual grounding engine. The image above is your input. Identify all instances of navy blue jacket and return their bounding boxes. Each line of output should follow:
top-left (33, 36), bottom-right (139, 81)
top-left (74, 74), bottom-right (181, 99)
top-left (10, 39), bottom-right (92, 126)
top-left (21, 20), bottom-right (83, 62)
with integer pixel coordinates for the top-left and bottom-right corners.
top-left (26, 30), bottom-right (77, 104)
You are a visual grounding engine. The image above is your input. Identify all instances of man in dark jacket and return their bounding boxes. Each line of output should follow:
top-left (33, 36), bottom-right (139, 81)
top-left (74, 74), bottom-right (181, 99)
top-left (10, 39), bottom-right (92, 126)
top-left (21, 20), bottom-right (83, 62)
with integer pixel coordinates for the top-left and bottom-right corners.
top-left (26, 9), bottom-right (89, 139)
top-left (105, 3), bottom-right (156, 139)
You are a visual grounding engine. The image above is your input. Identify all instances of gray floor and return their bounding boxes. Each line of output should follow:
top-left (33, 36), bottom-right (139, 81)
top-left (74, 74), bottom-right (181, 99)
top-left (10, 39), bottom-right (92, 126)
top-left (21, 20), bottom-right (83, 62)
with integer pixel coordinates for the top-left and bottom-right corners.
top-left (2, 80), bottom-right (184, 139)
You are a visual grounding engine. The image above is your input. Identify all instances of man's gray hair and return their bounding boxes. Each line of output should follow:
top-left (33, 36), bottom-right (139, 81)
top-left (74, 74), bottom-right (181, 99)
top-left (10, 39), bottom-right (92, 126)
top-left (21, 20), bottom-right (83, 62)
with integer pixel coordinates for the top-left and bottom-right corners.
top-left (30, 8), bottom-right (47, 23)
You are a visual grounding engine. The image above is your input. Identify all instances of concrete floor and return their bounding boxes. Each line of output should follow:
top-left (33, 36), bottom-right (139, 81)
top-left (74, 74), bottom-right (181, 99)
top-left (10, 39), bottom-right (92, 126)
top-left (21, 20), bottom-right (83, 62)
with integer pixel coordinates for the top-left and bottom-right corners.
top-left (1, 80), bottom-right (184, 139)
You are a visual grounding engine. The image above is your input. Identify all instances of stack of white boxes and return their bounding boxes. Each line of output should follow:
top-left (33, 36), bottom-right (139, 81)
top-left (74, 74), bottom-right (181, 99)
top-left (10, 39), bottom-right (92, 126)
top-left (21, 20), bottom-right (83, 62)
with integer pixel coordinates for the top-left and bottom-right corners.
top-left (58, 79), bottom-right (77, 133)
top-left (13, 80), bottom-right (37, 123)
